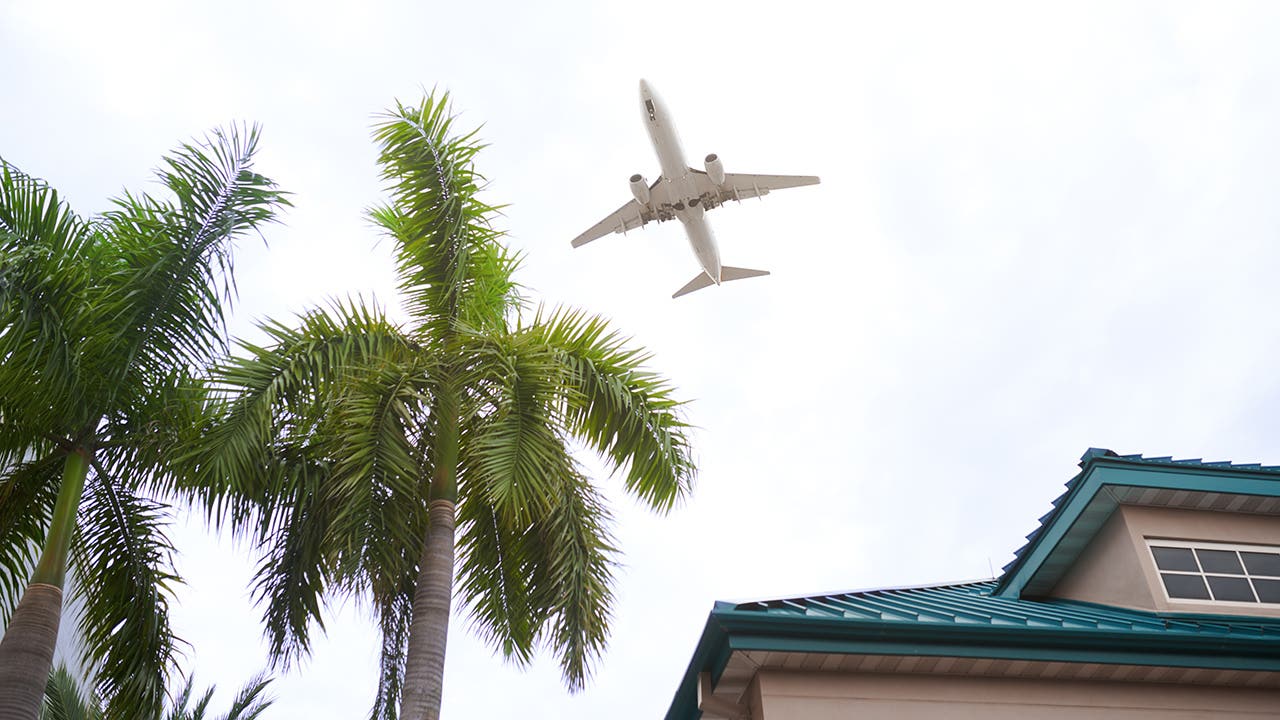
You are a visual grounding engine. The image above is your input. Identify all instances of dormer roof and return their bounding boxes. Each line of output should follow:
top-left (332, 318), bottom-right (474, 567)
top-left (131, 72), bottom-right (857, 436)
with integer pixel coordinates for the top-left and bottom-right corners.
top-left (997, 448), bottom-right (1280, 598)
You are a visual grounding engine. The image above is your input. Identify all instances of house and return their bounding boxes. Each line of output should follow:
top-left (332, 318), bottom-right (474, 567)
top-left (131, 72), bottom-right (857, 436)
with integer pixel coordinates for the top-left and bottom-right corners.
top-left (665, 449), bottom-right (1280, 719)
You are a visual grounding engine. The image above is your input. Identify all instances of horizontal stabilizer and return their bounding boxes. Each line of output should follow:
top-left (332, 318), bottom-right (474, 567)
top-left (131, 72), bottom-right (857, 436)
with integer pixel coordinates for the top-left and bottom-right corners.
top-left (720, 266), bottom-right (770, 282)
top-left (672, 266), bottom-right (770, 299)
top-left (673, 272), bottom-right (715, 299)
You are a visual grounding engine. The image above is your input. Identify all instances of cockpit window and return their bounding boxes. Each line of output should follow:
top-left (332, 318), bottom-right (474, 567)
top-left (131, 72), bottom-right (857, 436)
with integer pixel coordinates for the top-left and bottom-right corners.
top-left (645, 99), bottom-right (656, 121)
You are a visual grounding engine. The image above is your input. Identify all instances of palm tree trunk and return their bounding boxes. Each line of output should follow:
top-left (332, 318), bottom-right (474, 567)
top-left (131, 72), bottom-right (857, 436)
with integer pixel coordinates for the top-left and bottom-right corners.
top-left (399, 499), bottom-right (457, 720)
top-left (399, 384), bottom-right (460, 720)
top-left (0, 449), bottom-right (90, 720)
top-left (0, 584), bottom-right (62, 720)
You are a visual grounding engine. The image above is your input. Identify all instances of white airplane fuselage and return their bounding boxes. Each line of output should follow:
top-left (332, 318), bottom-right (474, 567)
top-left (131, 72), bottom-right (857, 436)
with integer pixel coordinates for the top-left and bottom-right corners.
top-left (639, 80), bottom-right (723, 282)
top-left (572, 80), bottom-right (817, 297)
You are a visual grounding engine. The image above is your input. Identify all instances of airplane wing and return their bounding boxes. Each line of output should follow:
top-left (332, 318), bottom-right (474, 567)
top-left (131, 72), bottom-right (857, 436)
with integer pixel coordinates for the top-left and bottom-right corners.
top-left (571, 178), bottom-right (674, 248)
top-left (688, 169), bottom-right (820, 209)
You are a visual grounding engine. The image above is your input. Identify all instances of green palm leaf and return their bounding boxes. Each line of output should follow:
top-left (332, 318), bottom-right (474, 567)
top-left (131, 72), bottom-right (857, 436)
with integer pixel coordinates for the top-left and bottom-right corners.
top-left (69, 468), bottom-right (177, 718)
top-left (525, 468), bottom-right (615, 689)
top-left (0, 161), bottom-right (94, 431)
top-left (164, 673), bottom-right (273, 720)
top-left (90, 125), bottom-right (286, 410)
top-left (0, 453), bottom-right (60, 623)
top-left (40, 663), bottom-right (101, 720)
top-left (368, 581), bottom-right (413, 720)
top-left (370, 92), bottom-right (517, 335)
top-left (523, 308), bottom-right (695, 510)
top-left (247, 451), bottom-right (333, 668)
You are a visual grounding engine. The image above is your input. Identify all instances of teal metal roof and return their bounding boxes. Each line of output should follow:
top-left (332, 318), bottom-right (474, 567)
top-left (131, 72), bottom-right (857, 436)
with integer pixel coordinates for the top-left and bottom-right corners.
top-left (997, 448), bottom-right (1280, 597)
top-left (667, 580), bottom-right (1280, 719)
top-left (735, 580), bottom-right (1280, 638)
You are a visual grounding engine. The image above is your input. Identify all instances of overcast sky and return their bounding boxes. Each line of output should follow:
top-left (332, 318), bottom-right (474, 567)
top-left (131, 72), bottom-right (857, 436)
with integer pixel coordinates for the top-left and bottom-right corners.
top-left (5, 1), bottom-right (1280, 717)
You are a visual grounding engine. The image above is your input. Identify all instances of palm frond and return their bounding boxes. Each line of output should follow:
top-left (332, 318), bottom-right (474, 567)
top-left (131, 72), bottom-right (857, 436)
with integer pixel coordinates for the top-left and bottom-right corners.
top-left (247, 453), bottom-right (332, 670)
top-left (88, 124), bottom-right (287, 410)
top-left (462, 333), bottom-right (575, 524)
top-left (175, 302), bottom-right (415, 530)
top-left (454, 497), bottom-right (537, 666)
top-left (162, 676), bottom-right (202, 720)
top-left (370, 93), bottom-right (518, 334)
top-left (525, 307), bottom-right (695, 511)
top-left (455, 455), bottom-right (617, 690)
top-left (0, 160), bottom-right (88, 249)
top-left (69, 468), bottom-right (178, 720)
top-left (218, 673), bottom-right (273, 720)
top-left (0, 452), bottom-right (60, 624)
top-left (163, 672), bottom-right (274, 720)
top-left (0, 399), bottom-right (57, 469)
top-left (98, 367), bottom-right (205, 496)
top-left (175, 303), bottom-right (428, 673)
top-left (527, 468), bottom-right (615, 690)
top-left (0, 160), bottom-right (95, 432)
top-left (368, 584), bottom-right (413, 720)
top-left (322, 359), bottom-right (431, 591)
top-left (40, 662), bottom-right (101, 720)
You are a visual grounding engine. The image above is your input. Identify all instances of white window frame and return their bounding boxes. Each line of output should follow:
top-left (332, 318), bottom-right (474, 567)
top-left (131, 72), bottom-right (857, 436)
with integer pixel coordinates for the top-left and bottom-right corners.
top-left (1145, 538), bottom-right (1280, 607)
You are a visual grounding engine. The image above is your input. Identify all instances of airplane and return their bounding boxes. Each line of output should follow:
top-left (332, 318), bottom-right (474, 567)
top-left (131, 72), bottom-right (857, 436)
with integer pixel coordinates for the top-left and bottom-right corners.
top-left (571, 79), bottom-right (820, 298)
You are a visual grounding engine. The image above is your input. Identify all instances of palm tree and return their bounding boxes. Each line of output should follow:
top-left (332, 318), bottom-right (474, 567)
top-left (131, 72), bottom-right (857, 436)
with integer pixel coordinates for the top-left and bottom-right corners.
top-left (0, 128), bottom-right (287, 719)
top-left (40, 663), bottom-right (274, 720)
top-left (180, 94), bottom-right (696, 720)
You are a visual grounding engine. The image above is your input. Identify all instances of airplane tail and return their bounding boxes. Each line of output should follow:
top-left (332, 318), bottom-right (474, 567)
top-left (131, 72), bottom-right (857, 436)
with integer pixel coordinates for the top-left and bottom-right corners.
top-left (672, 266), bottom-right (770, 299)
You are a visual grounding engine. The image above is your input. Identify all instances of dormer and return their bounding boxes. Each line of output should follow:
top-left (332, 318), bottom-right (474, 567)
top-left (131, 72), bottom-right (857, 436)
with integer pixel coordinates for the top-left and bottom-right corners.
top-left (998, 448), bottom-right (1280, 618)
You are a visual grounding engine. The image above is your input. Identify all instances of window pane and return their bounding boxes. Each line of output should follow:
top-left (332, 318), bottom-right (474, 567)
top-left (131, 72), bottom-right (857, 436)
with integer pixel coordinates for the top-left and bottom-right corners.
top-left (1152, 547), bottom-right (1198, 572)
top-left (1253, 579), bottom-right (1280, 603)
top-left (1241, 552), bottom-right (1280, 577)
top-left (1196, 549), bottom-right (1244, 574)
top-left (1206, 575), bottom-right (1256, 602)
top-left (1162, 573), bottom-right (1210, 600)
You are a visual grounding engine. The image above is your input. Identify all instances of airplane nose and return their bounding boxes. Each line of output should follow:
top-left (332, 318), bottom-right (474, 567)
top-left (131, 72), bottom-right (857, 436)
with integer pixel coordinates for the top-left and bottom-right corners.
top-left (639, 78), bottom-right (650, 97)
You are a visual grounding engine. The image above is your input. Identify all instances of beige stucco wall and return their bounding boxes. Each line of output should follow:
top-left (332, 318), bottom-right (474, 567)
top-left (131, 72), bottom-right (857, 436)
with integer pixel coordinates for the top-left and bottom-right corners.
top-left (1047, 504), bottom-right (1280, 617)
top-left (1048, 507), bottom-right (1156, 611)
top-left (749, 671), bottom-right (1280, 719)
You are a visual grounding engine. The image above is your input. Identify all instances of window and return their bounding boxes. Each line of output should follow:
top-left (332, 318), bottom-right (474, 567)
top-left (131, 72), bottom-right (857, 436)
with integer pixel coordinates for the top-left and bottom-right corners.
top-left (645, 99), bottom-right (656, 121)
top-left (1148, 540), bottom-right (1280, 604)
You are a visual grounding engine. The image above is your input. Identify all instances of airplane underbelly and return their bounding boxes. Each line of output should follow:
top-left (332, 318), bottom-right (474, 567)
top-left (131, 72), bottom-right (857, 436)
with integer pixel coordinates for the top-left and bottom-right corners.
top-left (656, 173), bottom-right (701, 216)
top-left (681, 216), bottom-right (721, 280)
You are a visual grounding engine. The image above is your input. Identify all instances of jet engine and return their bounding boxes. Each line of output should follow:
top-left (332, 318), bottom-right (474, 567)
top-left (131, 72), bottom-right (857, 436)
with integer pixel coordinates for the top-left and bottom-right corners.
top-left (704, 153), bottom-right (725, 186)
top-left (629, 174), bottom-right (651, 205)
